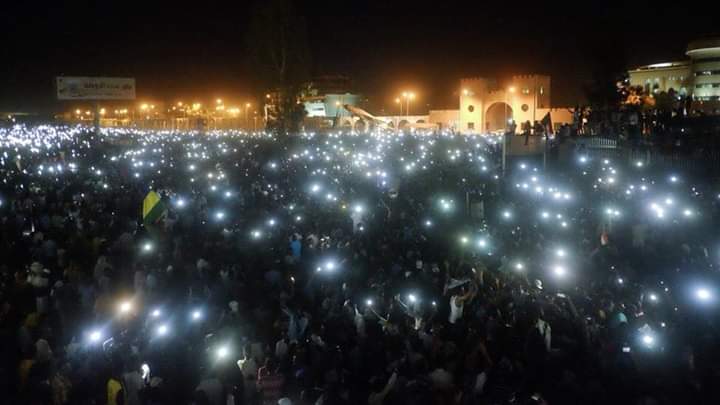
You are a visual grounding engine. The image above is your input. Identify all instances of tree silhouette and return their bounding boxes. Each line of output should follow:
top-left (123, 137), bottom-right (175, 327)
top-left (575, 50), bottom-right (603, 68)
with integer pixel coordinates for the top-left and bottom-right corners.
top-left (246, 0), bottom-right (311, 133)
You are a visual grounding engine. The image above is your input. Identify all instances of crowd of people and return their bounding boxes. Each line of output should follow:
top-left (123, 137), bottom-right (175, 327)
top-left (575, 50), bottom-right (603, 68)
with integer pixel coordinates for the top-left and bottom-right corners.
top-left (1, 124), bottom-right (719, 405)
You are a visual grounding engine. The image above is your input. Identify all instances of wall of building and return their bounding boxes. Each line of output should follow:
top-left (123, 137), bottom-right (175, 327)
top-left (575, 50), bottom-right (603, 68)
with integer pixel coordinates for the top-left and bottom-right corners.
top-left (687, 39), bottom-right (720, 101)
top-left (428, 109), bottom-right (459, 130)
top-left (459, 75), bottom-right (552, 134)
top-left (628, 62), bottom-right (692, 95)
top-left (459, 78), bottom-right (491, 133)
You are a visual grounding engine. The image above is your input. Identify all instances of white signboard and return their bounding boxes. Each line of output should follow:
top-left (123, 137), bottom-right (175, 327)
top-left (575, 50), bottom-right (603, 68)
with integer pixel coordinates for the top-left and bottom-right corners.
top-left (56, 76), bottom-right (136, 100)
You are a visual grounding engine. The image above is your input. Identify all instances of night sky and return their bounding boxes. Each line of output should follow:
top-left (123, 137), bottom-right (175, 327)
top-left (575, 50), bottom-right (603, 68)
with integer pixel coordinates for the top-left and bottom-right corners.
top-left (1, 1), bottom-right (718, 113)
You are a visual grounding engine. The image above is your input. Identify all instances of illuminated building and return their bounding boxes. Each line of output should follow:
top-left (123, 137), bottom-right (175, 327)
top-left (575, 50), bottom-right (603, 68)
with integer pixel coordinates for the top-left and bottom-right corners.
top-left (459, 75), bottom-right (559, 133)
top-left (369, 75), bottom-right (572, 134)
top-left (628, 38), bottom-right (720, 111)
top-left (300, 75), bottom-right (361, 128)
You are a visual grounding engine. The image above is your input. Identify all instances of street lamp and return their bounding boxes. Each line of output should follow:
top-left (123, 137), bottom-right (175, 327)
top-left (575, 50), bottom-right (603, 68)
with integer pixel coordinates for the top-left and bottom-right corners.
top-left (402, 92), bottom-right (415, 116)
top-left (245, 103), bottom-right (251, 128)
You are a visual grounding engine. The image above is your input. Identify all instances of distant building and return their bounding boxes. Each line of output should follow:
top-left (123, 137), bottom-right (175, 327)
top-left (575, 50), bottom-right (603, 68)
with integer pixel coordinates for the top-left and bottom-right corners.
top-left (300, 75), bottom-right (361, 128)
top-left (366, 74), bottom-right (572, 134)
top-left (627, 62), bottom-right (691, 96)
top-left (459, 75), bottom-right (553, 133)
top-left (628, 38), bottom-right (720, 110)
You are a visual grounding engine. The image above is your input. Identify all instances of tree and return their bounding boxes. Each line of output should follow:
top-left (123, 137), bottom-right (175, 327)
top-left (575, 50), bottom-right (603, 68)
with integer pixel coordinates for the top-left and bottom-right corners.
top-left (246, 0), bottom-right (311, 133)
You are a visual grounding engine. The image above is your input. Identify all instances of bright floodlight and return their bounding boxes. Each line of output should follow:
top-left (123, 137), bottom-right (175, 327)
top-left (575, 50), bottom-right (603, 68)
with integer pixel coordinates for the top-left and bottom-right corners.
top-left (353, 204), bottom-right (364, 213)
top-left (502, 211), bottom-right (511, 219)
top-left (670, 176), bottom-right (678, 183)
top-left (151, 309), bottom-right (161, 318)
top-left (268, 218), bottom-right (276, 226)
top-left (683, 209), bottom-right (693, 217)
top-left (553, 265), bottom-right (566, 278)
top-left (310, 184), bottom-right (321, 193)
top-left (425, 220), bottom-right (432, 227)
top-left (175, 198), bottom-right (186, 208)
top-left (408, 294), bottom-right (417, 303)
top-left (251, 230), bottom-right (262, 239)
top-left (142, 243), bottom-right (153, 252)
top-left (157, 324), bottom-right (168, 336)
top-left (556, 249), bottom-right (566, 258)
top-left (515, 262), bottom-right (524, 271)
top-left (696, 288), bottom-right (712, 302)
top-left (215, 211), bottom-right (225, 220)
top-left (366, 299), bottom-right (373, 306)
top-left (477, 239), bottom-right (487, 248)
top-left (217, 346), bottom-right (229, 359)
top-left (649, 293), bottom-right (658, 302)
top-left (191, 310), bottom-right (202, 320)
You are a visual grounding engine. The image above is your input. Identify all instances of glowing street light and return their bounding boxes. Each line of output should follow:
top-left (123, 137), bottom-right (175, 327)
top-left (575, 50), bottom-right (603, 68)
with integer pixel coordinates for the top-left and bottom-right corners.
top-left (401, 91), bottom-right (416, 116)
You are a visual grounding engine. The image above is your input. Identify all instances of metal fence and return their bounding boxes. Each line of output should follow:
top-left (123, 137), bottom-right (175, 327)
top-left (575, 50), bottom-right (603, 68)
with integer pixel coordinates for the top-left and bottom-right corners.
top-left (555, 136), bottom-right (720, 178)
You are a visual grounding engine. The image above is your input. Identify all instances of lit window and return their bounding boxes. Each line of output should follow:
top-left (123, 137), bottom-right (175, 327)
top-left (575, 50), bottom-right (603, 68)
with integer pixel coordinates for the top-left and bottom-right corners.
top-left (539, 86), bottom-right (545, 95)
top-left (522, 88), bottom-right (530, 95)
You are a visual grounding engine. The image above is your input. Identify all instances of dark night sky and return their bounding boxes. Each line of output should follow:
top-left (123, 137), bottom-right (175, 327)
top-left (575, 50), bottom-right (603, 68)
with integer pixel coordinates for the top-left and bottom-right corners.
top-left (1, 1), bottom-right (718, 113)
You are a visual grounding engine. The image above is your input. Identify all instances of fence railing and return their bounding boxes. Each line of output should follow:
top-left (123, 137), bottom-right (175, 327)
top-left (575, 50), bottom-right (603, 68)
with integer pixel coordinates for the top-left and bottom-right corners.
top-left (558, 136), bottom-right (720, 176)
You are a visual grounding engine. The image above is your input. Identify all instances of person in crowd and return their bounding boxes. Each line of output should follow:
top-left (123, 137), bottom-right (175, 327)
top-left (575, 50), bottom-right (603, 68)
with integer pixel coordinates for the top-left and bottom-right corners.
top-left (0, 125), bottom-right (719, 405)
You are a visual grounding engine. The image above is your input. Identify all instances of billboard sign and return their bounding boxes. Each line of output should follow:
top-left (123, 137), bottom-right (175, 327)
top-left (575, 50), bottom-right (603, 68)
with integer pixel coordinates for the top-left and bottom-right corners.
top-left (56, 76), bottom-right (136, 100)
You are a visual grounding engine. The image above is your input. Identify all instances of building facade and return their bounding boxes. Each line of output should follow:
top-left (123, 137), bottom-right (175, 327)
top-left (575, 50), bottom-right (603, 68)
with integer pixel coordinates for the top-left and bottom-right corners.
top-left (628, 38), bottom-right (720, 109)
top-left (458, 75), bottom-right (553, 134)
top-left (687, 38), bottom-right (720, 101)
top-left (627, 62), bottom-right (692, 96)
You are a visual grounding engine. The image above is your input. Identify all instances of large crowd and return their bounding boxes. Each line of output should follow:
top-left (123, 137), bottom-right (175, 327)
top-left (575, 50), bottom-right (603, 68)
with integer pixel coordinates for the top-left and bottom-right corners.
top-left (1, 124), bottom-right (720, 405)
